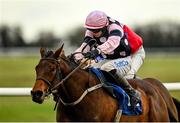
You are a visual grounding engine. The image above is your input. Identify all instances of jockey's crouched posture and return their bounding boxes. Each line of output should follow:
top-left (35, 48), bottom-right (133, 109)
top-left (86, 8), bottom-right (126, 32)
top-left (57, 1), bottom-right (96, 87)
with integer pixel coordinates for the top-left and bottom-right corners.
top-left (74, 10), bottom-right (145, 109)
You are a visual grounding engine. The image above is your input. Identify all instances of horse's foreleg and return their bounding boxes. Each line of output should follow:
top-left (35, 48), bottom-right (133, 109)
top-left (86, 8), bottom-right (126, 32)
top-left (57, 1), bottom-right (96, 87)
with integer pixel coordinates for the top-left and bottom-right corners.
top-left (56, 103), bottom-right (71, 122)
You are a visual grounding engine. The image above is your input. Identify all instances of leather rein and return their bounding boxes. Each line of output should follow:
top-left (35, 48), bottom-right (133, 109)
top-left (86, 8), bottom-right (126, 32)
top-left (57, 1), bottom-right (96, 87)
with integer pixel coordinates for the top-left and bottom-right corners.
top-left (36, 56), bottom-right (103, 108)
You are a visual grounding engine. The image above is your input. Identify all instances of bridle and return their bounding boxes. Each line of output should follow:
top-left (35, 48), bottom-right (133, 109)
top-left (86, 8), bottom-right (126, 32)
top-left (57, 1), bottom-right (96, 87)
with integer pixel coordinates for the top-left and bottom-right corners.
top-left (36, 57), bottom-right (63, 96)
top-left (36, 54), bottom-right (103, 109)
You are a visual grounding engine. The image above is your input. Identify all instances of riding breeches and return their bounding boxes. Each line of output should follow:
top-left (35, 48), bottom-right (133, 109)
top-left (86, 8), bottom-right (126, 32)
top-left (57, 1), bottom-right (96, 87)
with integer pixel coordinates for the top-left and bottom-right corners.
top-left (91, 46), bottom-right (145, 79)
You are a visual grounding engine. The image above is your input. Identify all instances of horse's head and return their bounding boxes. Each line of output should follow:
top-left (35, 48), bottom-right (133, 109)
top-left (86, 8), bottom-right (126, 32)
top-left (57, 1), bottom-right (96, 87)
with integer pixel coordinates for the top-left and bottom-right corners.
top-left (31, 44), bottom-right (65, 104)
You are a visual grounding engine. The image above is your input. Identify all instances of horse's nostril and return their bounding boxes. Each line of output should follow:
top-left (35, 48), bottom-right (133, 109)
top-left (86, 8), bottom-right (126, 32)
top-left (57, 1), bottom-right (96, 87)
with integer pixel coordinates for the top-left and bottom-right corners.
top-left (31, 90), bottom-right (44, 104)
top-left (33, 90), bottom-right (43, 98)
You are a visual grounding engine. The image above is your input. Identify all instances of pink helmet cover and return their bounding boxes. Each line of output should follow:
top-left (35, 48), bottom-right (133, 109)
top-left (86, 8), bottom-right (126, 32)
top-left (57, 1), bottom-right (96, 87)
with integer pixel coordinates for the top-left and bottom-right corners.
top-left (84, 10), bottom-right (109, 29)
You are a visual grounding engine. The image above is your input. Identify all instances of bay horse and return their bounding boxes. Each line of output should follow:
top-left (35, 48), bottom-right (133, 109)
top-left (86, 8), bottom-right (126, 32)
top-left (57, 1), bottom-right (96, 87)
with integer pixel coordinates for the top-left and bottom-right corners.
top-left (31, 44), bottom-right (179, 122)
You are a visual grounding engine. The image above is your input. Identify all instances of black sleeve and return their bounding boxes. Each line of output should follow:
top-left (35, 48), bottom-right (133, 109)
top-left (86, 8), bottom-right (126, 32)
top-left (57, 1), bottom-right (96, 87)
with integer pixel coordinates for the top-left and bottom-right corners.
top-left (109, 29), bottom-right (122, 37)
top-left (83, 36), bottom-right (96, 48)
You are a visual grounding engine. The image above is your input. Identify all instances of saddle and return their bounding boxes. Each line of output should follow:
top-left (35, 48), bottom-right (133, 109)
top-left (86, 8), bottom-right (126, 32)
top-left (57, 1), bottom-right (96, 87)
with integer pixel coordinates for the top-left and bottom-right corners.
top-left (101, 70), bottom-right (119, 85)
top-left (89, 67), bottom-right (142, 116)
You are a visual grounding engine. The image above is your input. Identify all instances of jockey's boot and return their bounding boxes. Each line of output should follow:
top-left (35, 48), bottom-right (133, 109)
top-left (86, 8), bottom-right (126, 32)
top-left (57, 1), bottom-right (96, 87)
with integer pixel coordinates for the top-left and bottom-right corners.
top-left (109, 70), bottom-right (141, 110)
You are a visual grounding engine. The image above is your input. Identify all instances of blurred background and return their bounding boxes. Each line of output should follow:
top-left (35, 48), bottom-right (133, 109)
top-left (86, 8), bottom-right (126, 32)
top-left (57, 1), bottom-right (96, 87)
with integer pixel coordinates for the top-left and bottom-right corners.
top-left (0, 0), bottom-right (180, 122)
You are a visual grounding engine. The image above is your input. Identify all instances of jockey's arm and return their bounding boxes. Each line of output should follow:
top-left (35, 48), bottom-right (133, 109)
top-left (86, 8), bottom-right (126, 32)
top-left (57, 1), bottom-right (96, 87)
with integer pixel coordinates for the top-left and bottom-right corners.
top-left (97, 24), bottom-right (124, 55)
top-left (74, 30), bottom-right (95, 60)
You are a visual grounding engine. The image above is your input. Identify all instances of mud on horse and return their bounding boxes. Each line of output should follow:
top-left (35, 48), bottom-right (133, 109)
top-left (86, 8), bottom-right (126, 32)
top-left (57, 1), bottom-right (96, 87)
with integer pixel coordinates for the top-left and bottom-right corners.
top-left (31, 44), bottom-right (179, 122)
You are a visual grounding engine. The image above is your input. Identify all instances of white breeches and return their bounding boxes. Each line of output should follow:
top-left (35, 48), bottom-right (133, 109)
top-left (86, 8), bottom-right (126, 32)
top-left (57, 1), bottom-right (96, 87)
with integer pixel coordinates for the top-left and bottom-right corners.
top-left (91, 46), bottom-right (145, 79)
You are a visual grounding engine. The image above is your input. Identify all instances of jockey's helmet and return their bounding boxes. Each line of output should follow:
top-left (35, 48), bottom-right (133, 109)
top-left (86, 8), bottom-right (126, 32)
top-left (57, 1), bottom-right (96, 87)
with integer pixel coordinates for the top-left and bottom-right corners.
top-left (84, 10), bottom-right (109, 30)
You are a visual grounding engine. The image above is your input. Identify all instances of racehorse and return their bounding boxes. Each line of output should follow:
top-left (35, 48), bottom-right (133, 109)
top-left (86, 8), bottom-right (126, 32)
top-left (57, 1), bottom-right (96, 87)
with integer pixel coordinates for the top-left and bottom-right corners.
top-left (31, 44), bottom-right (179, 122)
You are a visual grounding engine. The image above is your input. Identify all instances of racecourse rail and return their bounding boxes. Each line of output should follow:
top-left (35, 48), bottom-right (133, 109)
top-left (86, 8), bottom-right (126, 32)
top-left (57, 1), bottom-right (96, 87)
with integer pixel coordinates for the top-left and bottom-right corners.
top-left (0, 83), bottom-right (180, 96)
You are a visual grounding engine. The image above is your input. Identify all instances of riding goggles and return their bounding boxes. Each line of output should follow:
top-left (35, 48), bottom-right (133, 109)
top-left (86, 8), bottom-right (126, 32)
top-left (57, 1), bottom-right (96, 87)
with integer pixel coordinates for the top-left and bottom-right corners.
top-left (87, 28), bottom-right (102, 33)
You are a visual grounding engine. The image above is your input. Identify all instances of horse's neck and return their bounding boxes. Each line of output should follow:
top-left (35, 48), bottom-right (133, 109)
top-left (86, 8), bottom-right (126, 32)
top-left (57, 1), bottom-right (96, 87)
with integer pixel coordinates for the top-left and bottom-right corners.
top-left (57, 68), bottom-right (110, 121)
top-left (59, 62), bottom-right (98, 103)
top-left (59, 60), bottom-right (72, 76)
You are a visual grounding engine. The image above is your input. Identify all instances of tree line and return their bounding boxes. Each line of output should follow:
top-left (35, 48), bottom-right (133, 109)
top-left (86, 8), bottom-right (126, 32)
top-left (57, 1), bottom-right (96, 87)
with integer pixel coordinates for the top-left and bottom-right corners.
top-left (0, 21), bottom-right (180, 48)
top-left (0, 25), bottom-right (60, 47)
top-left (66, 21), bottom-right (180, 48)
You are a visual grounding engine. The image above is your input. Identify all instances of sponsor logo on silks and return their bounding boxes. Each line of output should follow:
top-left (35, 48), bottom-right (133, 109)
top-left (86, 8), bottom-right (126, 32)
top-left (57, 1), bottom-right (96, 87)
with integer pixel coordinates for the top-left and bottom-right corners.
top-left (114, 60), bottom-right (128, 68)
top-left (100, 37), bottom-right (107, 43)
top-left (119, 51), bottom-right (126, 56)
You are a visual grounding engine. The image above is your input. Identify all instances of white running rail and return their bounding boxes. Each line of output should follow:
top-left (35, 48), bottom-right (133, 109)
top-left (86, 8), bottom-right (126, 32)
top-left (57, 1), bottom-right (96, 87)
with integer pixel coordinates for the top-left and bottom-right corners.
top-left (0, 83), bottom-right (180, 96)
top-left (163, 83), bottom-right (180, 91)
top-left (0, 88), bottom-right (32, 96)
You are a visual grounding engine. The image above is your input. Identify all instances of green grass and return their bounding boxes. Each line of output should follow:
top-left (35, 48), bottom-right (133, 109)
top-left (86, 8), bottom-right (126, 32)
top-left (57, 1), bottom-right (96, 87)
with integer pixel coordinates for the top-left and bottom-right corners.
top-left (0, 56), bottom-right (38, 87)
top-left (0, 96), bottom-right (55, 122)
top-left (0, 55), bottom-right (180, 121)
top-left (138, 54), bottom-right (180, 82)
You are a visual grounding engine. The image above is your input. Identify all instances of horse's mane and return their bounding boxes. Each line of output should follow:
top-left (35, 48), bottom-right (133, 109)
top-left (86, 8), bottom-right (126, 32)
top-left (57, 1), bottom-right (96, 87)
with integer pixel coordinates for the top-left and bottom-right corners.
top-left (66, 54), bottom-right (80, 68)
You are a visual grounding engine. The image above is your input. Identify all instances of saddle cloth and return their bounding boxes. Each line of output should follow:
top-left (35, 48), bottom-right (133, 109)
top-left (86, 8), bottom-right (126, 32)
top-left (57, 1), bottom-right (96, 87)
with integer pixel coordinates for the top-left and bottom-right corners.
top-left (89, 67), bottom-right (142, 115)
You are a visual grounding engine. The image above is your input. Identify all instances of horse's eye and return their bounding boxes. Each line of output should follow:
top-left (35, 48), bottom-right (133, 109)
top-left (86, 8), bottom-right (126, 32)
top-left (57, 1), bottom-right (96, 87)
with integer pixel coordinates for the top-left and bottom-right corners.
top-left (51, 68), bottom-right (55, 72)
top-left (49, 66), bottom-right (56, 72)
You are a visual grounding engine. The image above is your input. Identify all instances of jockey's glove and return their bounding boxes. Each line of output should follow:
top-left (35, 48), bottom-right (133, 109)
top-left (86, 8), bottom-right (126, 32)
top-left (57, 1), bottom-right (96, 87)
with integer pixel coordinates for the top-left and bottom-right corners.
top-left (83, 49), bottom-right (100, 59)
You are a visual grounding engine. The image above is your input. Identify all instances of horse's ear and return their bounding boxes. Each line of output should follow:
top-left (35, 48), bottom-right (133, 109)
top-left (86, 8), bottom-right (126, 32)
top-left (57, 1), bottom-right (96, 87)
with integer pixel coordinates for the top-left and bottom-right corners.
top-left (60, 49), bottom-right (66, 58)
top-left (40, 48), bottom-right (47, 58)
top-left (53, 43), bottom-right (64, 59)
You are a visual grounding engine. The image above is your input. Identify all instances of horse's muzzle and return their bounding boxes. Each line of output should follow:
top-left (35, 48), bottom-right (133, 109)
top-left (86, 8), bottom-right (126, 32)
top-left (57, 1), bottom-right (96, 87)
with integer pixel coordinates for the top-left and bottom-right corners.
top-left (31, 90), bottom-right (44, 104)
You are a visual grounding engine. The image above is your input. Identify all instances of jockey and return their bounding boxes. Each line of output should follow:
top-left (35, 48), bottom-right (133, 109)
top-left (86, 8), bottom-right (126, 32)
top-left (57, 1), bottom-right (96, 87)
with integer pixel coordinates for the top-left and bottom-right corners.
top-left (74, 10), bottom-right (145, 109)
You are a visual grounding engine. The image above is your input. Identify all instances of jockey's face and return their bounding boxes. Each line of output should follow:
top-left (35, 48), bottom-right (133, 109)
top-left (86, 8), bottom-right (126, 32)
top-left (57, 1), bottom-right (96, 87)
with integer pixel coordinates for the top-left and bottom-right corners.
top-left (87, 28), bottom-right (103, 38)
top-left (93, 31), bottom-right (103, 38)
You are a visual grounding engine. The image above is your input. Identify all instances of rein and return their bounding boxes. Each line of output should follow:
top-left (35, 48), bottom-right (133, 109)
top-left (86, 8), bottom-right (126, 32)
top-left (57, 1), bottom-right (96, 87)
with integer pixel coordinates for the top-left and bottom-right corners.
top-left (51, 58), bottom-right (89, 91)
top-left (37, 56), bottom-right (103, 108)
